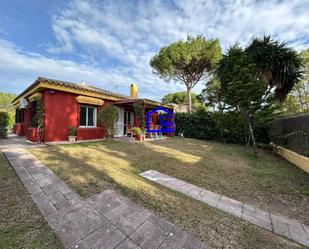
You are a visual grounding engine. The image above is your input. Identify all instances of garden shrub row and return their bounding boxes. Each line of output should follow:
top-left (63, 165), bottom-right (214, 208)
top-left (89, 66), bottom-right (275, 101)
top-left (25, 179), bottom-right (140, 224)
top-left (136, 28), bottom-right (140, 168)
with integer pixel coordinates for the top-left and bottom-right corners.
top-left (174, 109), bottom-right (270, 145)
top-left (0, 111), bottom-right (10, 138)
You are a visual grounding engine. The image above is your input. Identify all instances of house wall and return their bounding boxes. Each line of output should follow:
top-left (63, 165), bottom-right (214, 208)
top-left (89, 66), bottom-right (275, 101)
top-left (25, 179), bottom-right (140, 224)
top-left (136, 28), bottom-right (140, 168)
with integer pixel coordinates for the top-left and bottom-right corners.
top-left (43, 90), bottom-right (78, 142)
top-left (43, 90), bottom-right (113, 142)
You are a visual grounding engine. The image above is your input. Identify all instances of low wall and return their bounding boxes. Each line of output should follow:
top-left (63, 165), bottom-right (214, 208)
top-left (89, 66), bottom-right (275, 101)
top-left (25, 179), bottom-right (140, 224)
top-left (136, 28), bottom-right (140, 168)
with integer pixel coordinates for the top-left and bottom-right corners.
top-left (26, 128), bottom-right (38, 142)
top-left (277, 146), bottom-right (309, 174)
top-left (77, 127), bottom-right (104, 141)
top-left (13, 123), bottom-right (25, 136)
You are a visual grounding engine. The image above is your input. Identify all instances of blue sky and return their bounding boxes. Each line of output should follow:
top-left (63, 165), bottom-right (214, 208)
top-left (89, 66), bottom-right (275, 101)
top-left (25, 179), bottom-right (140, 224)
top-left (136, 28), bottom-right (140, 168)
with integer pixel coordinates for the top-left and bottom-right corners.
top-left (0, 0), bottom-right (308, 101)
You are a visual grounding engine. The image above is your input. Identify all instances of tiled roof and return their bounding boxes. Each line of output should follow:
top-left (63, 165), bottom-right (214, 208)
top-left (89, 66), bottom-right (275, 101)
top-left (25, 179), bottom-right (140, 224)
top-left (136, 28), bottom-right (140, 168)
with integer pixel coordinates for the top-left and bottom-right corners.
top-left (37, 77), bottom-right (129, 99)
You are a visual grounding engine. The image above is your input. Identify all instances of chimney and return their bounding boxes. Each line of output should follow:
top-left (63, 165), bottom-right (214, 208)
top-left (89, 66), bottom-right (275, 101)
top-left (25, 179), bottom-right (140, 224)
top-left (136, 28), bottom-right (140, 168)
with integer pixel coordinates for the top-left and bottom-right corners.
top-left (130, 83), bottom-right (138, 98)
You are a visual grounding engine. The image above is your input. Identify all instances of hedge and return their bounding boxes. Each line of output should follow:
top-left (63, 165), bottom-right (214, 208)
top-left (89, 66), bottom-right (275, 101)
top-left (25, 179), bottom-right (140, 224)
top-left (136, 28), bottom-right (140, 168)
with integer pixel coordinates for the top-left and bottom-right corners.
top-left (174, 109), bottom-right (270, 145)
top-left (0, 111), bottom-right (10, 138)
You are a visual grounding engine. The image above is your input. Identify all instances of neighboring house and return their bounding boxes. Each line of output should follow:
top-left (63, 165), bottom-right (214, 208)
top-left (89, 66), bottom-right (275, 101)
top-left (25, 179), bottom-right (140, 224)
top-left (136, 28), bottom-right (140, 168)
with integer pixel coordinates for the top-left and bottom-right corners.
top-left (168, 103), bottom-right (197, 113)
top-left (12, 77), bottom-right (174, 142)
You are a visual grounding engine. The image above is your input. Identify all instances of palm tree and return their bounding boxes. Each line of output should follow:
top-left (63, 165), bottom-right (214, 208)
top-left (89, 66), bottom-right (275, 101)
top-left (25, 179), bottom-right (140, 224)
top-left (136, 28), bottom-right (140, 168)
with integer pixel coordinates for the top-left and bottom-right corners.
top-left (246, 36), bottom-right (303, 101)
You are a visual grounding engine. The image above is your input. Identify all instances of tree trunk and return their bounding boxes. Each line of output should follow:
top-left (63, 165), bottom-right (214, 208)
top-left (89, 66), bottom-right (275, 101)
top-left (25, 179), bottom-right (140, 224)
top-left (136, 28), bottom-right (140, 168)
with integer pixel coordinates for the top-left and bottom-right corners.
top-left (187, 87), bottom-right (192, 113)
top-left (240, 108), bottom-right (258, 156)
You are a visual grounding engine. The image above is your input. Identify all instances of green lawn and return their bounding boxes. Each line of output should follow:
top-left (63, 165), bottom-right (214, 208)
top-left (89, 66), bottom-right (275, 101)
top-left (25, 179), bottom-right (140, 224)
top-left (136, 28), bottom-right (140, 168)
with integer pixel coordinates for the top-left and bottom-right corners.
top-left (29, 138), bottom-right (308, 249)
top-left (0, 153), bottom-right (62, 249)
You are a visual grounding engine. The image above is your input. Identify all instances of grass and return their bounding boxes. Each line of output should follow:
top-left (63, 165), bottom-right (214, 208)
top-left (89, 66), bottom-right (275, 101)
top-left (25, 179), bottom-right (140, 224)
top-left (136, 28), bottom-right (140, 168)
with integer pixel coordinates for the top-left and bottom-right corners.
top-left (0, 153), bottom-right (63, 249)
top-left (29, 138), bottom-right (308, 249)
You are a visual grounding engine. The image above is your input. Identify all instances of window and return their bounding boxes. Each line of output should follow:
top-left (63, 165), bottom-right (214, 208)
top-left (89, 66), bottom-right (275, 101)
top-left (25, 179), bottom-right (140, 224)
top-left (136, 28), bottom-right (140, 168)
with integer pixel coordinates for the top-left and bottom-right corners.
top-left (15, 109), bottom-right (24, 123)
top-left (79, 105), bottom-right (97, 127)
top-left (30, 101), bottom-right (37, 127)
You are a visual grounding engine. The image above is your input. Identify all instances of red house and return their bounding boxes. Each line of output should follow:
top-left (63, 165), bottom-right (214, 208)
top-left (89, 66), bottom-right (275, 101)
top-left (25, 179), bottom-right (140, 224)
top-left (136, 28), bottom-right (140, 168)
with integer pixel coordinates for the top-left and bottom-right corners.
top-left (12, 77), bottom-right (174, 142)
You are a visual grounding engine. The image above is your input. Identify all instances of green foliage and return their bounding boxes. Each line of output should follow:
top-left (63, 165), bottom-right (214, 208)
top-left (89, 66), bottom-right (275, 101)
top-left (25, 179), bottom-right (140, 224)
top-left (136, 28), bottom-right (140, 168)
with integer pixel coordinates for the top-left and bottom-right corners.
top-left (131, 127), bottom-right (142, 136)
top-left (279, 49), bottom-right (309, 116)
top-left (0, 111), bottom-right (10, 138)
top-left (161, 91), bottom-right (201, 106)
top-left (133, 101), bottom-right (145, 130)
top-left (0, 92), bottom-right (16, 127)
top-left (174, 109), bottom-right (270, 144)
top-left (68, 126), bottom-right (77, 136)
top-left (98, 105), bottom-right (119, 139)
top-left (199, 76), bottom-right (226, 111)
top-left (217, 46), bottom-right (265, 110)
top-left (246, 36), bottom-right (303, 102)
top-left (150, 35), bottom-right (221, 112)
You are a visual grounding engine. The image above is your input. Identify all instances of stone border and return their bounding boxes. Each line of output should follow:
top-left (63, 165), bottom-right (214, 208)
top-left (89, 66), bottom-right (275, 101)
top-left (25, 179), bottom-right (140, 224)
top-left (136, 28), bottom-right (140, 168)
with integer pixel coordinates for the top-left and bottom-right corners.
top-left (2, 147), bottom-right (210, 249)
top-left (140, 170), bottom-right (309, 247)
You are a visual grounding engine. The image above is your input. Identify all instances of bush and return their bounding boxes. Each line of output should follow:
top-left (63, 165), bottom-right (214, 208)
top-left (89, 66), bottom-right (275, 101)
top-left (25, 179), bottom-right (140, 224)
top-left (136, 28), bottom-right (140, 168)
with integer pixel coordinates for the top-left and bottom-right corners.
top-left (98, 106), bottom-right (119, 139)
top-left (174, 109), bottom-right (270, 145)
top-left (68, 126), bottom-right (77, 136)
top-left (0, 111), bottom-right (10, 138)
top-left (131, 127), bottom-right (142, 136)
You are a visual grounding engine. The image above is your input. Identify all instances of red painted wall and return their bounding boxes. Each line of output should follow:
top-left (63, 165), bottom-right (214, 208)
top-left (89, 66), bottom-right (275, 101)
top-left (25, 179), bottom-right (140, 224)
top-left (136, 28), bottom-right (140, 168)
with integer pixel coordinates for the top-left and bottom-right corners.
top-left (14, 123), bottom-right (25, 136)
top-left (43, 90), bottom-right (112, 142)
top-left (43, 90), bottom-right (78, 142)
top-left (26, 128), bottom-right (37, 142)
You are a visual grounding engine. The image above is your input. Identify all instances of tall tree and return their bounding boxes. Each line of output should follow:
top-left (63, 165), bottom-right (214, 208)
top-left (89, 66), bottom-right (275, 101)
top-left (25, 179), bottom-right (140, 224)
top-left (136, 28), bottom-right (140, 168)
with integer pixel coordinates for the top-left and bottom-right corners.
top-left (150, 35), bottom-right (221, 113)
top-left (246, 36), bottom-right (303, 102)
top-left (217, 46), bottom-right (266, 156)
top-left (279, 49), bottom-right (309, 115)
top-left (161, 91), bottom-right (201, 106)
top-left (199, 76), bottom-right (226, 112)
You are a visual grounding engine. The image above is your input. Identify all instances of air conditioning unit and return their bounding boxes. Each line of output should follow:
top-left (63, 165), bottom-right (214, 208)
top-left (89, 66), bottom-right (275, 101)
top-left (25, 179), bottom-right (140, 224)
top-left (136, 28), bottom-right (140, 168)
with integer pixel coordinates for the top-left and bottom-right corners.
top-left (20, 98), bottom-right (28, 108)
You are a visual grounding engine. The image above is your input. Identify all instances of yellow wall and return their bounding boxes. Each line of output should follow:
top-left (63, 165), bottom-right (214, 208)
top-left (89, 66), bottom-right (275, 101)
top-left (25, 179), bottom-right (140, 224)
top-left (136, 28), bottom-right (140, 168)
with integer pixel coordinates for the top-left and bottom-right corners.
top-left (277, 146), bottom-right (309, 174)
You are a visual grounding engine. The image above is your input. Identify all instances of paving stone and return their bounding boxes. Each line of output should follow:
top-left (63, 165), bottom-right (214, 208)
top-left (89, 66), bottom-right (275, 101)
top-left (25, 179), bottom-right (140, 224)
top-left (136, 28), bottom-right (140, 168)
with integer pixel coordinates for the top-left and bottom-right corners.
top-left (67, 240), bottom-right (90, 249)
top-left (270, 213), bottom-right (303, 230)
top-left (57, 183), bottom-right (72, 195)
top-left (288, 224), bottom-right (309, 247)
top-left (84, 225), bottom-right (124, 249)
top-left (86, 190), bottom-right (117, 208)
top-left (197, 189), bottom-right (221, 207)
top-left (37, 178), bottom-right (52, 187)
top-left (216, 196), bottom-right (243, 218)
top-left (158, 228), bottom-right (189, 249)
top-left (181, 235), bottom-right (207, 249)
top-left (130, 215), bottom-right (174, 249)
top-left (65, 192), bottom-right (82, 204)
top-left (46, 211), bottom-right (70, 230)
top-left (112, 203), bottom-right (152, 235)
top-left (97, 198), bottom-right (131, 220)
top-left (56, 220), bottom-right (84, 248)
top-left (41, 184), bottom-right (59, 195)
top-left (273, 223), bottom-right (292, 240)
top-left (242, 213), bottom-right (272, 231)
top-left (37, 202), bottom-right (57, 217)
top-left (74, 210), bottom-right (106, 237)
top-left (115, 238), bottom-right (142, 249)
top-left (55, 199), bottom-right (71, 210)
top-left (32, 172), bottom-right (46, 180)
top-left (31, 191), bottom-right (51, 206)
top-left (23, 180), bottom-right (42, 194)
top-left (49, 192), bottom-right (66, 204)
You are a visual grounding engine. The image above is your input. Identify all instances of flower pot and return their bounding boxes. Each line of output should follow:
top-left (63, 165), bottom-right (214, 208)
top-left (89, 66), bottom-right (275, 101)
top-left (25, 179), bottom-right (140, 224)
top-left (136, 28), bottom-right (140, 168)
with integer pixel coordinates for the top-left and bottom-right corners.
top-left (135, 134), bottom-right (144, 141)
top-left (68, 136), bottom-right (76, 142)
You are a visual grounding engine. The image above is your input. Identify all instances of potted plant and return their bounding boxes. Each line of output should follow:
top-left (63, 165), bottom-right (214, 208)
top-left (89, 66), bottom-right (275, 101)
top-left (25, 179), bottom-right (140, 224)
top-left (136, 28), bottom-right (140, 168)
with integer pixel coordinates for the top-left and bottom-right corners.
top-left (131, 127), bottom-right (144, 141)
top-left (68, 126), bottom-right (77, 142)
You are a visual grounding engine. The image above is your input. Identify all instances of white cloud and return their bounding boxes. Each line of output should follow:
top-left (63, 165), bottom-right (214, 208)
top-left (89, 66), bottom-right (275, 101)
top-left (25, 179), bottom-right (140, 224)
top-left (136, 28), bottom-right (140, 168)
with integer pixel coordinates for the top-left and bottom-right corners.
top-left (1, 0), bottom-right (309, 100)
top-left (0, 38), bottom-right (183, 99)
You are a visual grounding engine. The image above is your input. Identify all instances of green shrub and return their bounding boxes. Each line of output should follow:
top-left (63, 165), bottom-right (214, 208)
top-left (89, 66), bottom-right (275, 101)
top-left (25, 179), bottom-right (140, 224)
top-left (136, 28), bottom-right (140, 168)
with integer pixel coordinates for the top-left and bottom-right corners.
top-left (174, 109), bottom-right (270, 145)
top-left (68, 126), bottom-right (77, 136)
top-left (0, 111), bottom-right (10, 138)
top-left (98, 106), bottom-right (119, 139)
top-left (131, 127), bottom-right (142, 136)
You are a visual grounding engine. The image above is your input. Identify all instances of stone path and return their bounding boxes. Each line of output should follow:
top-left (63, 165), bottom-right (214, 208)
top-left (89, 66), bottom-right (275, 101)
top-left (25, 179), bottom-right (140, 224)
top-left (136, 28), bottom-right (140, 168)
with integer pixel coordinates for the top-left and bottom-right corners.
top-left (2, 147), bottom-right (211, 249)
top-left (140, 170), bottom-right (309, 247)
